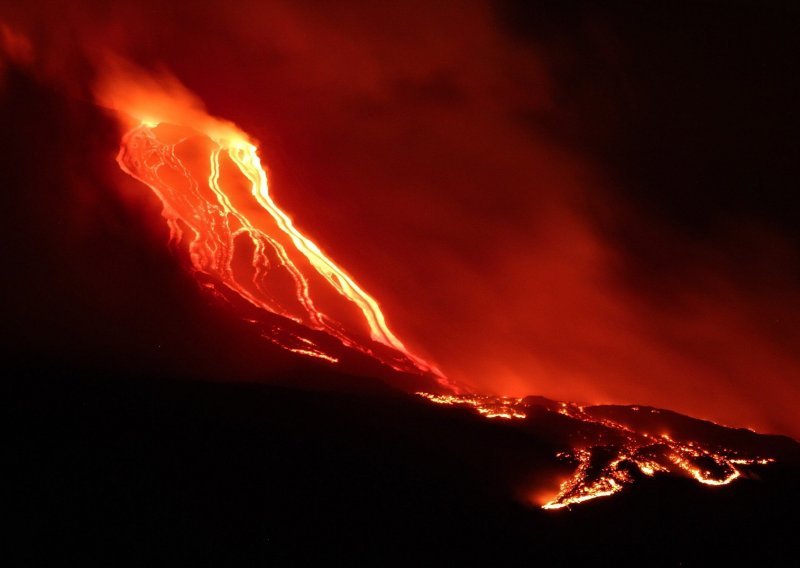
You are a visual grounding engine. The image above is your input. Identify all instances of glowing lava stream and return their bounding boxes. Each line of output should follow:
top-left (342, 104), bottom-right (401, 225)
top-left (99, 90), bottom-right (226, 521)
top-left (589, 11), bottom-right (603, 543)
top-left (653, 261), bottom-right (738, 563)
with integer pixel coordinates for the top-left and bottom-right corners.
top-left (116, 122), bottom-right (445, 382)
top-left (111, 104), bottom-right (771, 512)
top-left (117, 120), bottom-right (772, 511)
top-left (416, 393), bottom-right (775, 510)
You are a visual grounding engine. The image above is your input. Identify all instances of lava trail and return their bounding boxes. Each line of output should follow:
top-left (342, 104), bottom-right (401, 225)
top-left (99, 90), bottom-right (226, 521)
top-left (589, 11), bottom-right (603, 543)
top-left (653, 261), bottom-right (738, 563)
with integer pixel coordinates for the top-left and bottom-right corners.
top-left (116, 121), bottom-right (447, 384)
top-left (417, 393), bottom-right (777, 509)
top-left (105, 73), bottom-right (781, 512)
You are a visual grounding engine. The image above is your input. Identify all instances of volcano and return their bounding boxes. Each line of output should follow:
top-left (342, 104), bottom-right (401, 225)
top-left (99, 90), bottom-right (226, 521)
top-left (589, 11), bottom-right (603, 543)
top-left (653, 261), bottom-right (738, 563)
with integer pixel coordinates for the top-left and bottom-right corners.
top-left (3, 68), bottom-right (798, 564)
top-left (5, 2), bottom-right (800, 562)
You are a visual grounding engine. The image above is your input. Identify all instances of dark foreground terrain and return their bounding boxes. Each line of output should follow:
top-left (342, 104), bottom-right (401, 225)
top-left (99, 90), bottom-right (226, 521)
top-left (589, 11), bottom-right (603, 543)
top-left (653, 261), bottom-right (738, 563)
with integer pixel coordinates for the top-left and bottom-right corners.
top-left (8, 371), bottom-right (799, 565)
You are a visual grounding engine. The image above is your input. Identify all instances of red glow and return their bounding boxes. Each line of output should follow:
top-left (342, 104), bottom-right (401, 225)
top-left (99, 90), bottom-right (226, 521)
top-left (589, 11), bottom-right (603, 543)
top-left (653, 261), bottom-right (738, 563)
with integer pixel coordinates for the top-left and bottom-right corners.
top-left (1, 5), bottom-right (797, 516)
top-left (112, 110), bottom-right (447, 384)
top-left (3, 2), bottom-right (800, 438)
top-left (417, 393), bottom-right (778, 509)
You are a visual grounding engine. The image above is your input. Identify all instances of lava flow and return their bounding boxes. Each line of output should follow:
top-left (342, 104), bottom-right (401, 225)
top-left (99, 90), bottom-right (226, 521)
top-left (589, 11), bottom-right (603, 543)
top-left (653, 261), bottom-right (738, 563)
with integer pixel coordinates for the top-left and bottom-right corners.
top-left (103, 72), bottom-right (785, 512)
top-left (115, 119), bottom-right (447, 383)
top-left (416, 393), bottom-right (778, 509)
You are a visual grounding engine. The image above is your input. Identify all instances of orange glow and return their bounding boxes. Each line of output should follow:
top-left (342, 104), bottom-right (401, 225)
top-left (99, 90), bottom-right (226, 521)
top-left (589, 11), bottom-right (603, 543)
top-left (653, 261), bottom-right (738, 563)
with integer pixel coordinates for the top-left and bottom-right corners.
top-left (3, 0), bottom-right (800, 444)
top-left (416, 393), bottom-right (777, 510)
top-left (100, 65), bottom-right (448, 385)
top-left (95, 63), bottom-right (781, 512)
top-left (417, 392), bottom-right (526, 418)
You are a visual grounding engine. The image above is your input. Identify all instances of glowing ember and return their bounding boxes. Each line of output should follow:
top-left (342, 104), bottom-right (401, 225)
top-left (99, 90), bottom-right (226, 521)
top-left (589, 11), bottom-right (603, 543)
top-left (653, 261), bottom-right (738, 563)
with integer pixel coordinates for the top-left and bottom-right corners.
top-left (416, 393), bottom-right (777, 510)
top-left (417, 393), bottom-right (527, 419)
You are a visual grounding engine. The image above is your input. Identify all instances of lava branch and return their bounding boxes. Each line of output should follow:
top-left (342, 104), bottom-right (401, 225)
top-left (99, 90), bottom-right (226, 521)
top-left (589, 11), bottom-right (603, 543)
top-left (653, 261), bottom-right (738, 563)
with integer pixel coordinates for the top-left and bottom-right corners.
top-left (113, 111), bottom-right (773, 513)
top-left (117, 122), bottom-right (448, 382)
top-left (416, 393), bottom-right (775, 510)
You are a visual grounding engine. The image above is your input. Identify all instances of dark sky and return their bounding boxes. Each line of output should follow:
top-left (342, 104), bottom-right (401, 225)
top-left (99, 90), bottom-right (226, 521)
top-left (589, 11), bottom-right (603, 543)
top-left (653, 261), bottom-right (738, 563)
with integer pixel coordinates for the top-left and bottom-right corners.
top-left (1, 0), bottom-right (799, 436)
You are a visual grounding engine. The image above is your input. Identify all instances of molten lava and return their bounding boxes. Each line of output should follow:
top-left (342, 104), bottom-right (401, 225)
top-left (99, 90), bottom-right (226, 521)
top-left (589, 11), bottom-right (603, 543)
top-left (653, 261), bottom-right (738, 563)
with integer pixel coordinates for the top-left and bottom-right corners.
top-left (417, 393), bottom-right (777, 509)
top-left (101, 68), bottom-right (784, 512)
top-left (113, 113), bottom-right (784, 511)
top-left (116, 121), bottom-right (446, 383)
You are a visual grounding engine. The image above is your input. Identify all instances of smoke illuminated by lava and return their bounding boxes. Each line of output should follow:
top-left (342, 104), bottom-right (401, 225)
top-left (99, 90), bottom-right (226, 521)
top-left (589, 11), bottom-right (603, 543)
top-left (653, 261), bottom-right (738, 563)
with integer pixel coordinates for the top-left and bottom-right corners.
top-left (93, 66), bottom-right (783, 510)
top-left (92, 66), bottom-right (786, 508)
top-left (2, 1), bottom-right (800, 450)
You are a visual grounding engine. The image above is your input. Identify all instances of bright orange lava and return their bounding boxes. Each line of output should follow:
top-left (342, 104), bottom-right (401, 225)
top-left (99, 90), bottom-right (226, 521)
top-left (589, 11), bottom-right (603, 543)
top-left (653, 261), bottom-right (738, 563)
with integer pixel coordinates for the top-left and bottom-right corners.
top-left (416, 393), bottom-right (775, 510)
top-left (117, 122), bottom-right (446, 383)
top-left (102, 72), bottom-right (777, 512)
top-left (117, 117), bottom-right (777, 510)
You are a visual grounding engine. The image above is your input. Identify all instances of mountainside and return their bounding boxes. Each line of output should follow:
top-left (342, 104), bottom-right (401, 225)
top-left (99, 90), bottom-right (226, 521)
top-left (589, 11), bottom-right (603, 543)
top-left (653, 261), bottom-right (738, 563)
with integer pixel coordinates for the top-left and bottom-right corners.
top-left (9, 372), bottom-right (799, 564)
top-left (4, 64), bottom-right (799, 565)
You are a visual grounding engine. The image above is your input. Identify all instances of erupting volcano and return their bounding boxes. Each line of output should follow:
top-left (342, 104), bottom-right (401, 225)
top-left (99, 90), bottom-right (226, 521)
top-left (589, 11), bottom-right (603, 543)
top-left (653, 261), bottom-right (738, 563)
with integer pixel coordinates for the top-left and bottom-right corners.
top-left (4, 1), bottom-right (799, 562)
top-left (101, 84), bottom-right (792, 511)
